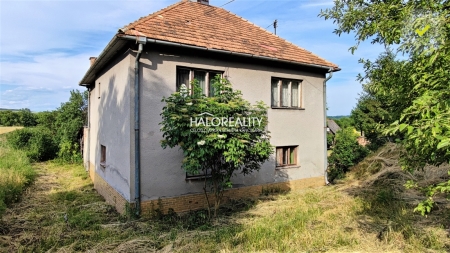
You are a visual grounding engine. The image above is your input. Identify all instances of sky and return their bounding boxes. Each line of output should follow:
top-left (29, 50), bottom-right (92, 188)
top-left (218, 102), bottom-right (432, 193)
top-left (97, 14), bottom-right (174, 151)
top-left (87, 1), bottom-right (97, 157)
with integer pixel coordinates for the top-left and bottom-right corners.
top-left (0, 0), bottom-right (385, 116)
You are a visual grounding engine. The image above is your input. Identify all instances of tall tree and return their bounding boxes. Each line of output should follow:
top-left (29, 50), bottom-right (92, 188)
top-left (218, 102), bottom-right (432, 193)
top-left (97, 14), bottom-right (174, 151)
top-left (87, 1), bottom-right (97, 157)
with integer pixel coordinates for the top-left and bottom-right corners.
top-left (321, 0), bottom-right (450, 213)
top-left (54, 90), bottom-right (87, 144)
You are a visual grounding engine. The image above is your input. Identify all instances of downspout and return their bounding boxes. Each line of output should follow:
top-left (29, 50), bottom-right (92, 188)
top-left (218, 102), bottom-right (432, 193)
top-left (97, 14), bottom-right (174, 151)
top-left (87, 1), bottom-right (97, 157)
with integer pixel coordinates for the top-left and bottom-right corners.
top-left (323, 69), bottom-right (333, 185)
top-left (134, 39), bottom-right (145, 216)
top-left (86, 87), bottom-right (91, 172)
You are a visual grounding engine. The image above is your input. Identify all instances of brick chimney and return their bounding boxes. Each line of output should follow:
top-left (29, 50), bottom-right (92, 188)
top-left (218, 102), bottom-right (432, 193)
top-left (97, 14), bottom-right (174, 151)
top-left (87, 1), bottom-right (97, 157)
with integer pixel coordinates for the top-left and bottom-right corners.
top-left (197, 0), bottom-right (209, 4)
top-left (89, 57), bottom-right (97, 66)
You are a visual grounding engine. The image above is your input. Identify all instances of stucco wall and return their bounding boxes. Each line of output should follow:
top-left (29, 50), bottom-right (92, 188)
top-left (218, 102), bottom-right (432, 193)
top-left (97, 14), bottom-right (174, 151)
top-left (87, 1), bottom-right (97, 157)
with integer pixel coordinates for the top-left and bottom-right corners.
top-left (88, 51), bottom-right (134, 202)
top-left (133, 45), bottom-right (327, 202)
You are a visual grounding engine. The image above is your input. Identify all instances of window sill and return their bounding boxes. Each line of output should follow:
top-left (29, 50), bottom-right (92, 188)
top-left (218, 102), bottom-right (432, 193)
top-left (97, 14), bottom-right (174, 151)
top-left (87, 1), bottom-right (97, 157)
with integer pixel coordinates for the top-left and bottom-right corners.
top-left (185, 175), bottom-right (212, 181)
top-left (100, 163), bottom-right (106, 169)
top-left (276, 165), bottom-right (300, 170)
top-left (271, 107), bottom-right (305, 110)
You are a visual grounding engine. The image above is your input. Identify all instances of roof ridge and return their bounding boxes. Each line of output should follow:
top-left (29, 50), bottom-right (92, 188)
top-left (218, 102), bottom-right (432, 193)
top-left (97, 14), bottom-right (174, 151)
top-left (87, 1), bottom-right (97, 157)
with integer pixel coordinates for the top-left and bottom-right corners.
top-left (120, 1), bottom-right (186, 33)
top-left (118, 1), bottom-right (338, 69)
top-left (230, 13), bottom-right (336, 67)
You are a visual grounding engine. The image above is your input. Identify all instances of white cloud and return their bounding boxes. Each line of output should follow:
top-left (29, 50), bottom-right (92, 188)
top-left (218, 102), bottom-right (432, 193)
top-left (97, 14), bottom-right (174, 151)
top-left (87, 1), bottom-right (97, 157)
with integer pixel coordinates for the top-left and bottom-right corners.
top-left (0, 0), bottom-right (385, 114)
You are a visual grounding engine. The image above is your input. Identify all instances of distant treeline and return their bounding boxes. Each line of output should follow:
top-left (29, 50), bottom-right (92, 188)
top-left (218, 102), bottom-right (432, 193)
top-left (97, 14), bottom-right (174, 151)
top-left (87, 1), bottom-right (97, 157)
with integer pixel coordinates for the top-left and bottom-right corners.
top-left (2, 90), bottom-right (87, 163)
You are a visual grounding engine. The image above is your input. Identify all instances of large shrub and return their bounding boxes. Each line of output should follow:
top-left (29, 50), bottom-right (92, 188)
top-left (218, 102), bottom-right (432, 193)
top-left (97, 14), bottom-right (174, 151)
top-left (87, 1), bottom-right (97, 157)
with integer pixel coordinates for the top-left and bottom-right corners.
top-left (7, 127), bottom-right (58, 161)
top-left (328, 127), bottom-right (369, 182)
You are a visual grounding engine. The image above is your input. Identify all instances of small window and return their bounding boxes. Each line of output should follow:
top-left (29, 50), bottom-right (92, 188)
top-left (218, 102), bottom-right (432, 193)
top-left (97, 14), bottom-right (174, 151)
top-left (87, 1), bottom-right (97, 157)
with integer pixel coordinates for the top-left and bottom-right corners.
top-left (100, 145), bottom-right (106, 168)
top-left (271, 78), bottom-right (303, 108)
top-left (176, 67), bottom-right (223, 96)
top-left (276, 146), bottom-right (298, 167)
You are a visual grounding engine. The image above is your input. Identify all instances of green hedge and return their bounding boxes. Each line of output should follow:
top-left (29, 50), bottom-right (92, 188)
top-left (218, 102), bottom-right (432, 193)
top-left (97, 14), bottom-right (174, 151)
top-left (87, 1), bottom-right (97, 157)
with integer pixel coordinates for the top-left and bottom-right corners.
top-left (7, 127), bottom-right (58, 162)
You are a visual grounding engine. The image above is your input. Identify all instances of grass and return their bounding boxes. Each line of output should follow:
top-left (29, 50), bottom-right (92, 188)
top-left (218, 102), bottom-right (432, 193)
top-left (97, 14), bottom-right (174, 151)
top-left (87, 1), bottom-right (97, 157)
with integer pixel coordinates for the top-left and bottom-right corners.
top-left (0, 135), bottom-right (35, 217)
top-left (1, 143), bottom-right (450, 252)
top-left (0, 126), bottom-right (23, 135)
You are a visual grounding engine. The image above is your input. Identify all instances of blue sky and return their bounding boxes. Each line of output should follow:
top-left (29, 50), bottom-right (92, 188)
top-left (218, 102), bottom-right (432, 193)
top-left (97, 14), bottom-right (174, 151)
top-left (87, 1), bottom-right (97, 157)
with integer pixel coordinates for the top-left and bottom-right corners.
top-left (0, 0), bottom-right (384, 116)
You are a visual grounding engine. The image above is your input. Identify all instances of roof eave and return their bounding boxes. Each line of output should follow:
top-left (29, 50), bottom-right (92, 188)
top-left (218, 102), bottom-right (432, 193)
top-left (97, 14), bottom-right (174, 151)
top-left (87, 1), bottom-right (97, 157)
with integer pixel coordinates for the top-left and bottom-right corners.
top-left (79, 33), bottom-right (340, 87)
top-left (79, 34), bottom-right (129, 86)
top-left (120, 34), bottom-right (339, 72)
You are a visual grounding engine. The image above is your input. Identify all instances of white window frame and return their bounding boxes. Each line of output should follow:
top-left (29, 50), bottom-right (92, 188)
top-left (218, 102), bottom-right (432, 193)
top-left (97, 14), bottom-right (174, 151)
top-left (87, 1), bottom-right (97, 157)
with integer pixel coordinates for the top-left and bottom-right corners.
top-left (176, 67), bottom-right (223, 97)
top-left (271, 77), bottom-right (303, 109)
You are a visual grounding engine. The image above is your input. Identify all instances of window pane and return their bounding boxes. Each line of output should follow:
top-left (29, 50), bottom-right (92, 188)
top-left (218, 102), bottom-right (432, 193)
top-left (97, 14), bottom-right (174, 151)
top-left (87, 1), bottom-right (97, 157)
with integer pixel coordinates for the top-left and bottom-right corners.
top-left (291, 82), bottom-right (299, 107)
top-left (290, 147), bottom-right (295, 164)
top-left (283, 147), bottom-right (289, 165)
top-left (276, 147), bottom-right (282, 166)
top-left (271, 79), bottom-right (279, 107)
top-left (194, 71), bottom-right (206, 95)
top-left (177, 69), bottom-right (190, 91)
top-left (281, 80), bottom-right (289, 107)
top-left (209, 72), bottom-right (221, 97)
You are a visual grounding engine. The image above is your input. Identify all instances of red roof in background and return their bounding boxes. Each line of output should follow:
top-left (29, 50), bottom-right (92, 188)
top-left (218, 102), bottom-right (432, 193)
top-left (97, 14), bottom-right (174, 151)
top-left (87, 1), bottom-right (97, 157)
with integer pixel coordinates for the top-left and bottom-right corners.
top-left (119, 0), bottom-right (338, 70)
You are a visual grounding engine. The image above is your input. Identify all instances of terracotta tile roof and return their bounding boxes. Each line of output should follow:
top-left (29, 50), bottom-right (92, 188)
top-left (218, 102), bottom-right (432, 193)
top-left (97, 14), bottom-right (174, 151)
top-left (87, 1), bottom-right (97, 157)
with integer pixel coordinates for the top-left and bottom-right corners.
top-left (119, 0), bottom-right (338, 70)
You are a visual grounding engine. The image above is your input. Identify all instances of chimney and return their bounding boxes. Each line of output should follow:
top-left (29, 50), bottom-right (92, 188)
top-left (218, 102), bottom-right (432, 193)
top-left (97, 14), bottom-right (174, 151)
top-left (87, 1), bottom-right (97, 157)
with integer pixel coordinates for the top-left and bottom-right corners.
top-left (89, 57), bottom-right (97, 66)
top-left (197, 0), bottom-right (209, 4)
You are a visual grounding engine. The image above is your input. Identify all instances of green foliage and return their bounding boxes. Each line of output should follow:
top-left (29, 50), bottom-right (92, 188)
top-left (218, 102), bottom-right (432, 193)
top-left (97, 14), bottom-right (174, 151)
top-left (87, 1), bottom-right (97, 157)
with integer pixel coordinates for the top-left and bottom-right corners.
top-left (36, 110), bottom-right (58, 134)
top-left (321, 0), bottom-right (450, 212)
top-left (0, 110), bottom-right (21, 126)
top-left (7, 127), bottom-right (58, 161)
top-left (0, 109), bottom-right (37, 127)
top-left (160, 76), bottom-right (273, 217)
top-left (54, 90), bottom-right (87, 145)
top-left (328, 128), bottom-right (369, 182)
top-left (18, 108), bottom-right (37, 127)
top-left (0, 137), bottom-right (36, 218)
top-left (333, 117), bottom-right (354, 129)
top-left (57, 140), bottom-right (82, 164)
top-left (326, 132), bottom-right (334, 149)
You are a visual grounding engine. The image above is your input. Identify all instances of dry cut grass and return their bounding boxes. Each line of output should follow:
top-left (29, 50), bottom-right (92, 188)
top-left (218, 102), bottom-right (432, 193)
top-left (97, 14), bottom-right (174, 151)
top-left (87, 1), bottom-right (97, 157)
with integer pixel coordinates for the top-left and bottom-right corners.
top-left (0, 126), bottom-right (23, 135)
top-left (1, 143), bottom-right (450, 252)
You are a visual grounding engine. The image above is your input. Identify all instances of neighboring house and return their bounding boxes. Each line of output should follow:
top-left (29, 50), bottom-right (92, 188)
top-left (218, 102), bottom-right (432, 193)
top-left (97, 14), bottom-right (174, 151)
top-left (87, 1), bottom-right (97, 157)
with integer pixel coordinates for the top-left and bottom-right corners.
top-left (327, 119), bottom-right (341, 135)
top-left (79, 0), bottom-right (340, 215)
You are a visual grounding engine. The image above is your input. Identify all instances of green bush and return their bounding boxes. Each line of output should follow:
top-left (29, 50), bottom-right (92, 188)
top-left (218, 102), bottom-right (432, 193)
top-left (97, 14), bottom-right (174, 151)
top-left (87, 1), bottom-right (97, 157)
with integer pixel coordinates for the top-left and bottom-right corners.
top-left (327, 133), bottom-right (334, 149)
top-left (328, 127), bottom-right (369, 182)
top-left (57, 140), bottom-right (82, 164)
top-left (7, 127), bottom-right (58, 161)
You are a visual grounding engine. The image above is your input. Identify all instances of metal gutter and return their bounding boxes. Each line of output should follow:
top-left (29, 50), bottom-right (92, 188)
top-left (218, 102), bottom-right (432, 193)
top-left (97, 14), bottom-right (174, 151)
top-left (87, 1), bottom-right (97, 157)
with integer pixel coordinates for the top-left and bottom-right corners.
top-left (323, 69), bottom-right (333, 185)
top-left (119, 35), bottom-right (340, 72)
top-left (134, 41), bottom-right (145, 216)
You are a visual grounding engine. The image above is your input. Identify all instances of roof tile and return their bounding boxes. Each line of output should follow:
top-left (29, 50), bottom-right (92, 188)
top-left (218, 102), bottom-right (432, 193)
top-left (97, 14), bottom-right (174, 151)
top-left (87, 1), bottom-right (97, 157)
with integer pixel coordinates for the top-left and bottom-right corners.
top-left (120, 1), bottom-right (338, 69)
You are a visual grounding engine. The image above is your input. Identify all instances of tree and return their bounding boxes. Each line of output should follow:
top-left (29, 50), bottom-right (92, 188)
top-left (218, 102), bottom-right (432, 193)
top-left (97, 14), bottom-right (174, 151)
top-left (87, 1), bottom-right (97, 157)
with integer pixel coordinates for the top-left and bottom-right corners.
top-left (54, 90), bottom-right (88, 162)
top-left (36, 110), bottom-right (59, 134)
top-left (333, 117), bottom-right (354, 129)
top-left (321, 0), bottom-right (450, 213)
top-left (328, 128), bottom-right (369, 182)
top-left (160, 76), bottom-right (273, 218)
top-left (18, 108), bottom-right (37, 127)
top-left (0, 110), bottom-right (20, 126)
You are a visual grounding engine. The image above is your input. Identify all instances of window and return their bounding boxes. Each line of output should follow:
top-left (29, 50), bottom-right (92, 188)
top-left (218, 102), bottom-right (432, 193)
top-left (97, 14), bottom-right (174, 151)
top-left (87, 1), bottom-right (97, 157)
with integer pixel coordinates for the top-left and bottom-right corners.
top-left (186, 168), bottom-right (212, 180)
top-left (176, 67), bottom-right (223, 96)
top-left (100, 145), bottom-right (106, 168)
top-left (276, 146), bottom-right (298, 167)
top-left (271, 78), bottom-right (302, 108)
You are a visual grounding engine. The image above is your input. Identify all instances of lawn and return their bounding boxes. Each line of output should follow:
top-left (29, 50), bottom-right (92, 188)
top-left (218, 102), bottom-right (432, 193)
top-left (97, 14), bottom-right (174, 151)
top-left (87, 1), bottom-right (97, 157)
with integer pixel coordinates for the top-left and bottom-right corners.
top-left (1, 143), bottom-right (450, 252)
top-left (0, 135), bottom-right (35, 218)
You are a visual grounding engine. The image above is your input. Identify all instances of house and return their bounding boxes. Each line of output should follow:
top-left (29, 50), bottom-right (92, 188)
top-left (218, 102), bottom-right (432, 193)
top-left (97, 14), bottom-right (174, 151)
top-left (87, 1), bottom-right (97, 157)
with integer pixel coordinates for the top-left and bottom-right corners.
top-left (79, 0), bottom-right (340, 215)
top-left (327, 119), bottom-right (341, 135)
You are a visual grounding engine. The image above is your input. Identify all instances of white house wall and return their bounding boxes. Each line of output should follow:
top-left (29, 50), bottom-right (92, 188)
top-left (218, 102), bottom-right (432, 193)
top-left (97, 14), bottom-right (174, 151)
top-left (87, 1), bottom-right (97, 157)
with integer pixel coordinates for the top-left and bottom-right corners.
top-left (133, 46), bottom-right (326, 202)
top-left (89, 52), bottom-right (134, 202)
